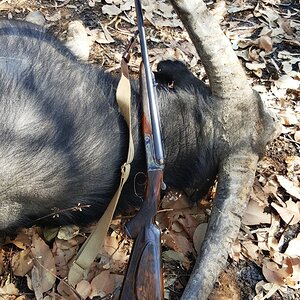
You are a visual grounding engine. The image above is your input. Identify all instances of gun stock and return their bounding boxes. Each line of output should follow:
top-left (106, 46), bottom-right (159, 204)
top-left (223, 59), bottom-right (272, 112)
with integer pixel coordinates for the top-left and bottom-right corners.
top-left (119, 170), bottom-right (164, 300)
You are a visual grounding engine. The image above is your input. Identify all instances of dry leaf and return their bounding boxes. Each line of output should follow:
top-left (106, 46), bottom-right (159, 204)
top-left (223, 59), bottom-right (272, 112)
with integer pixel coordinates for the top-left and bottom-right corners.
top-left (171, 221), bottom-right (183, 233)
top-left (98, 233), bottom-right (129, 273)
top-left (242, 241), bottom-right (260, 261)
top-left (262, 259), bottom-right (291, 285)
top-left (15, 296), bottom-right (27, 300)
top-left (57, 279), bottom-right (80, 300)
top-left (88, 0), bottom-right (96, 7)
top-left (43, 227), bottom-right (59, 242)
top-left (242, 199), bottom-right (271, 225)
top-left (228, 4), bottom-right (254, 13)
top-left (274, 75), bottom-right (300, 90)
top-left (277, 175), bottom-right (300, 200)
top-left (104, 234), bottom-right (128, 262)
top-left (193, 223), bottom-right (208, 253)
top-left (230, 239), bottom-right (241, 262)
top-left (271, 200), bottom-right (300, 225)
top-left (238, 39), bottom-right (255, 49)
top-left (12, 248), bottom-right (33, 276)
top-left (285, 156), bottom-right (300, 178)
top-left (285, 238), bottom-right (300, 258)
top-left (76, 280), bottom-right (92, 299)
top-left (260, 27), bottom-right (273, 37)
top-left (278, 18), bottom-right (294, 35)
top-left (88, 28), bottom-right (114, 44)
top-left (255, 229), bottom-right (269, 252)
top-left (57, 225), bottom-right (80, 240)
top-left (103, 235), bottom-right (119, 256)
top-left (45, 12), bottom-right (61, 22)
top-left (256, 36), bottom-right (273, 52)
top-left (211, 0), bottom-right (227, 22)
top-left (177, 213), bottom-right (200, 238)
top-left (0, 283), bottom-right (19, 297)
top-left (248, 47), bottom-right (260, 61)
top-left (89, 270), bottom-right (123, 298)
top-left (252, 180), bottom-right (270, 206)
top-left (120, 1), bottom-right (134, 11)
top-left (9, 228), bottom-right (39, 250)
top-left (282, 61), bottom-right (293, 75)
top-left (245, 62), bottom-right (266, 71)
top-left (157, 2), bottom-right (174, 18)
top-left (278, 108), bottom-right (299, 126)
top-left (245, 63), bottom-right (266, 77)
top-left (253, 281), bottom-right (283, 300)
top-left (31, 234), bottom-right (56, 299)
top-left (102, 4), bottom-right (122, 16)
top-left (260, 7), bottom-right (279, 25)
top-left (161, 191), bottom-right (206, 245)
top-left (99, 22), bottom-right (115, 43)
top-left (162, 250), bottom-right (190, 269)
top-left (287, 257), bottom-right (300, 286)
top-left (161, 230), bottom-right (194, 255)
top-left (52, 238), bottom-right (78, 277)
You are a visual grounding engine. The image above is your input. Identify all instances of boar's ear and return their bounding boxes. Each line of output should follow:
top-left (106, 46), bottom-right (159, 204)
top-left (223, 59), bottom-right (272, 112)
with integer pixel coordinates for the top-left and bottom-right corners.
top-left (181, 152), bottom-right (259, 299)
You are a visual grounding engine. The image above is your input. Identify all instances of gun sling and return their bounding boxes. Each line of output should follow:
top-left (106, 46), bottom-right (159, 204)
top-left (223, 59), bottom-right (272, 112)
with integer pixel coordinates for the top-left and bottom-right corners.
top-left (68, 43), bottom-right (135, 287)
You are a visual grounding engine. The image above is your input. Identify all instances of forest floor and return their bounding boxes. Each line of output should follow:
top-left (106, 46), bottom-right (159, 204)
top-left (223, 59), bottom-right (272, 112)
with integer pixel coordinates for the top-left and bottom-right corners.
top-left (0, 0), bottom-right (299, 299)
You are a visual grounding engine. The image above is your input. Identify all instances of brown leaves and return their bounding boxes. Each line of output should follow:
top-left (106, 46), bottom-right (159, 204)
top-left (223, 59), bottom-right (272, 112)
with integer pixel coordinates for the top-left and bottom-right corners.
top-left (157, 190), bottom-right (208, 291)
top-left (0, 224), bottom-right (128, 300)
top-left (276, 175), bottom-right (300, 200)
top-left (242, 198), bottom-right (271, 226)
top-left (1, 229), bottom-right (58, 299)
top-left (89, 270), bottom-right (123, 298)
top-left (224, 0), bottom-right (300, 136)
top-left (31, 234), bottom-right (57, 299)
top-left (255, 36), bottom-right (273, 53)
top-left (262, 233), bottom-right (300, 289)
top-left (262, 259), bottom-right (291, 286)
top-left (158, 190), bottom-right (207, 257)
top-left (52, 238), bottom-right (78, 278)
top-left (193, 223), bottom-right (208, 253)
top-left (12, 248), bottom-right (33, 277)
top-left (100, 0), bottom-right (181, 28)
top-left (240, 153), bottom-right (300, 298)
top-left (271, 200), bottom-right (300, 225)
top-left (0, 283), bottom-right (20, 299)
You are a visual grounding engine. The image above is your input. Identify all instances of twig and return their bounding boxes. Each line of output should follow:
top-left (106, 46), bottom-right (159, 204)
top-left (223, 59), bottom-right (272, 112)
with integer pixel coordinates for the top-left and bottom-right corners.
top-left (33, 204), bottom-right (91, 222)
top-left (51, 0), bottom-right (72, 8)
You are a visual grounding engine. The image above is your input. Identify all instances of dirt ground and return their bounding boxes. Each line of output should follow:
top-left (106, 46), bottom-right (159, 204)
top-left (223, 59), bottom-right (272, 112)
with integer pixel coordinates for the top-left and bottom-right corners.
top-left (0, 0), bottom-right (299, 300)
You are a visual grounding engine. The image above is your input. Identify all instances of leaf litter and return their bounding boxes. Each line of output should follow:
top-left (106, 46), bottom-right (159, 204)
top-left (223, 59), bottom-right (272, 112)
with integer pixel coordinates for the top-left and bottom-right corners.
top-left (0, 0), bottom-right (299, 299)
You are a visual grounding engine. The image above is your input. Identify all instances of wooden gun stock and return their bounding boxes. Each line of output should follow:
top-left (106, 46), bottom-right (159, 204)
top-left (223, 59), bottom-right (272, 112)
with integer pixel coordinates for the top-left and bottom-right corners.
top-left (119, 171), bottom-right (164, 300)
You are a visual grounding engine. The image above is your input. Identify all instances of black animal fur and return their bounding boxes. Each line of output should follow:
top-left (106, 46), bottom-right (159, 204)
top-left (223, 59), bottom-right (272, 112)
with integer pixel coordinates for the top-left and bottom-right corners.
top-left (0, 20), bottom-right (217, 231)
